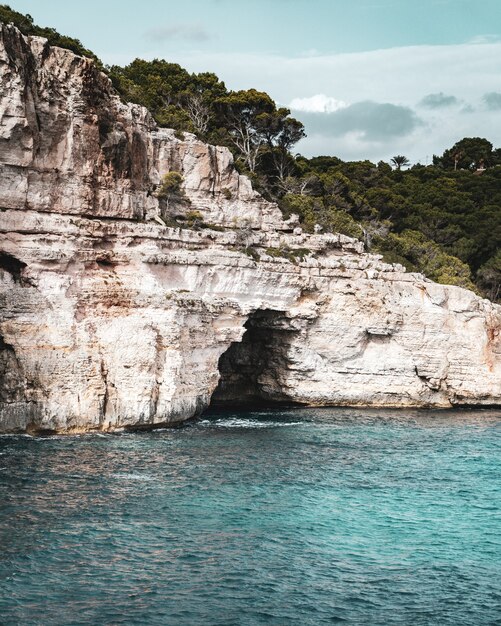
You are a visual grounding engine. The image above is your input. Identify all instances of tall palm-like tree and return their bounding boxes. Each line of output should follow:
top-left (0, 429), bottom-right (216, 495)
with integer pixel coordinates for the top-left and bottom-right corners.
top-left (390, 155), bottom-right (410, 170)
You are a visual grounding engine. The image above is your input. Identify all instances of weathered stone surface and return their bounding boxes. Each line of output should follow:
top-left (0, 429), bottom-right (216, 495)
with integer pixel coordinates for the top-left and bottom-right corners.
top-left (1, 24), bottom-right (500, 432)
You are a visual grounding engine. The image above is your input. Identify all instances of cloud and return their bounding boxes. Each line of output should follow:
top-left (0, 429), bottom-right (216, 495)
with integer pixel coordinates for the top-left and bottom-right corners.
top-left (483, 92), bottom-right (501, 110)
top-left (419, 92), bottom-right (459, 108)
top-left (144, 24), bottom-right (211, 42)
top-left (468, 34), bottom-right (501, 44)
top-left (289, 94), bottom-right (348, 113)
top-left (109, 41), bottom-right (501, 161)
top-left (296, 101), bottom-right (422, 142)
top-left (157, 41), bottom-right (501, 110)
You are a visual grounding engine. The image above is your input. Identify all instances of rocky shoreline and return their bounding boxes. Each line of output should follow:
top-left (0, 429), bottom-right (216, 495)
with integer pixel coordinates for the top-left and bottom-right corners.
top-left (1, 23), bottom-right (500, 433)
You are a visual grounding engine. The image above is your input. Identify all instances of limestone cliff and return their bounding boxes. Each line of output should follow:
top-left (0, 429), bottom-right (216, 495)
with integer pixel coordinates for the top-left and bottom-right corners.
top-left (1, 24), bottom-right (500, 433)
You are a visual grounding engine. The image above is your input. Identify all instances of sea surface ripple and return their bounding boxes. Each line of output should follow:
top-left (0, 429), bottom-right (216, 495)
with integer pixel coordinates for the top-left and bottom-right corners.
top-left (0, 407), bottom-right (500, 625)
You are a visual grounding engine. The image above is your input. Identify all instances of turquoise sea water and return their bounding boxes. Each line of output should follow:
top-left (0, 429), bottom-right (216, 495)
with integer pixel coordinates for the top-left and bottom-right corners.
top-left (0, 408), bottom-right (500, 625)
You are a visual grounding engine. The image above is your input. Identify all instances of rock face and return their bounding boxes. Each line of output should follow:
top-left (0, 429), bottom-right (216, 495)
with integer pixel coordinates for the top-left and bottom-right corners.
top-left (1, 24), bottom-right (500, 433)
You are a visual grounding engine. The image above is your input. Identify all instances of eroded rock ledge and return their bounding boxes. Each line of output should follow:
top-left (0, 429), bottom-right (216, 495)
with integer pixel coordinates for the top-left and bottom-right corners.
top-left (1, 24), bottom-right (500, 433)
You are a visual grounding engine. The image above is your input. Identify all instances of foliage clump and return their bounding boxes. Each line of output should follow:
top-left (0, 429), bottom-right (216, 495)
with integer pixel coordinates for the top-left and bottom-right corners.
top-left (106, 60), bottom-right (306, 183)
top-left (286, 149), bottom-right (501, 300)
top-left (280, 193), bottom-right (363, 239)
top-left (375, 230), bottom-right (476, 291)
top-left (477, 250), bottom-right (501, 301)
top-left (239, 247), bottom-right (260, 261)
top-left (0, 4), bottom-right (102, 67)
top-left (185, 210), bottom-right (203, 227)
top-left (264, 246), bottom-right (312, 265)
top-left (433, 137), bottom-right (499, 171)
top-left (156, 171), bottom-right (191, 222)
top-left (157, 172), bottom-right (183, 197)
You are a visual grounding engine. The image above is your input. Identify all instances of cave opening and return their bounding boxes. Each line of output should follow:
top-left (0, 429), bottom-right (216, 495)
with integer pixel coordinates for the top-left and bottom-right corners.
top-left (208, 309), bottom-right (301, 410)
top-left (0, 253), bottom-right (27, 284)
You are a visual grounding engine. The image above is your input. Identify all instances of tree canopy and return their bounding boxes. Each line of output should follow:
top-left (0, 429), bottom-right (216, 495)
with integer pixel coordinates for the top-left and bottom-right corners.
top-left (0, 4), bottom-right (102, 67)
top-left (109, 65), bottom-right (305, 177)
top-left (1, 6), bottom-right (500, 302)
top-left (433, 137), bottom-right (501, 171)
top-left (278, 148), bottom-right (501, 299)
top-left (390, 155), bottom-right (410, 170)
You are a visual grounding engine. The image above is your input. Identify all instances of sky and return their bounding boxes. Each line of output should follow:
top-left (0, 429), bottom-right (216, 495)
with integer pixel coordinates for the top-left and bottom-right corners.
top-left (8, 0), bottom-right (501, 163)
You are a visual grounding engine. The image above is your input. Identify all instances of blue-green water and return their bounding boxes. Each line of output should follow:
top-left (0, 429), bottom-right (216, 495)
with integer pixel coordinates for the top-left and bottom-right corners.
top-left (0, 408), bottom-right (500, 625)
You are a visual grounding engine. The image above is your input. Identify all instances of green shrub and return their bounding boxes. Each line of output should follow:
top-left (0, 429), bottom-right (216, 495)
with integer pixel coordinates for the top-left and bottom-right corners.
top-left (376, 230), bottom-right (476, 290)
top-left (477, 250), bottom-right (501, 302)
top-left (289, 248), bottom-right (312, 262)
top-left (264, 246), bottom-right (311, 265)
top-left (279, 193), bottom-right (363, 239)
top-left (157, 172), bottom-right (183, 197)
top-left (265, 247), bottom-right (283, 258)
top-left (241, 247), bottom-right (260, 261)
top-left (185, 210), bottom-right (203, 227)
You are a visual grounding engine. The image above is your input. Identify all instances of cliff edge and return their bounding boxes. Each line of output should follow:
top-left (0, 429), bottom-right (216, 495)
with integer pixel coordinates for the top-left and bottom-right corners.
top-left (1, 24), bottom-right (500, 433)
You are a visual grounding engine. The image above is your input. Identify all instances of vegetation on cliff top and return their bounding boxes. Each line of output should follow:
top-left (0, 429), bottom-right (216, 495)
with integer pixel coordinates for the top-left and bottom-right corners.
top-left (0, 4), bottom-right (102, 67)
top-left (1, 5), bottom-right (500, 301)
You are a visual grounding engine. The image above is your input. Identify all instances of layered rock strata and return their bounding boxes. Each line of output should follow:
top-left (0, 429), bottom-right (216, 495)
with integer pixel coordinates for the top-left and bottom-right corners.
top-left (1, 24), bottom-right (500, 433)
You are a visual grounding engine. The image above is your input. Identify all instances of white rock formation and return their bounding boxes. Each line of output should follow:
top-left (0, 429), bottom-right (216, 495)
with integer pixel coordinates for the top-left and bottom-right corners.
top-left (0, 24), bottom-right (500, 433)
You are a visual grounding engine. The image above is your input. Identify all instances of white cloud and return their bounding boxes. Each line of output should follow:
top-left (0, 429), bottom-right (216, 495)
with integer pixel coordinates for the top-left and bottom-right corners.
top-left (468, 34), bottom-right (501, 44)
top-left (144, 24), bottom-right (212, 42)
top-left (156, 42), bottom-right (501, 106)
top-left (103, 41), bottom-right (501, 162)
top-left (289, 94), bottom-right (348, 113)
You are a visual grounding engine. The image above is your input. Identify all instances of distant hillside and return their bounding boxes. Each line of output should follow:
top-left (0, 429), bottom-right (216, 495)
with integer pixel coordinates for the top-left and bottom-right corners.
top-left (1, 4), bottom-right (499, 301)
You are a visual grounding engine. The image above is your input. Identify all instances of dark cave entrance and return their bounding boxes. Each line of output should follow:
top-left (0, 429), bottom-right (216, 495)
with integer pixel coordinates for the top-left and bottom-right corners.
top-left (209, 309), bottom-right (301, 409)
